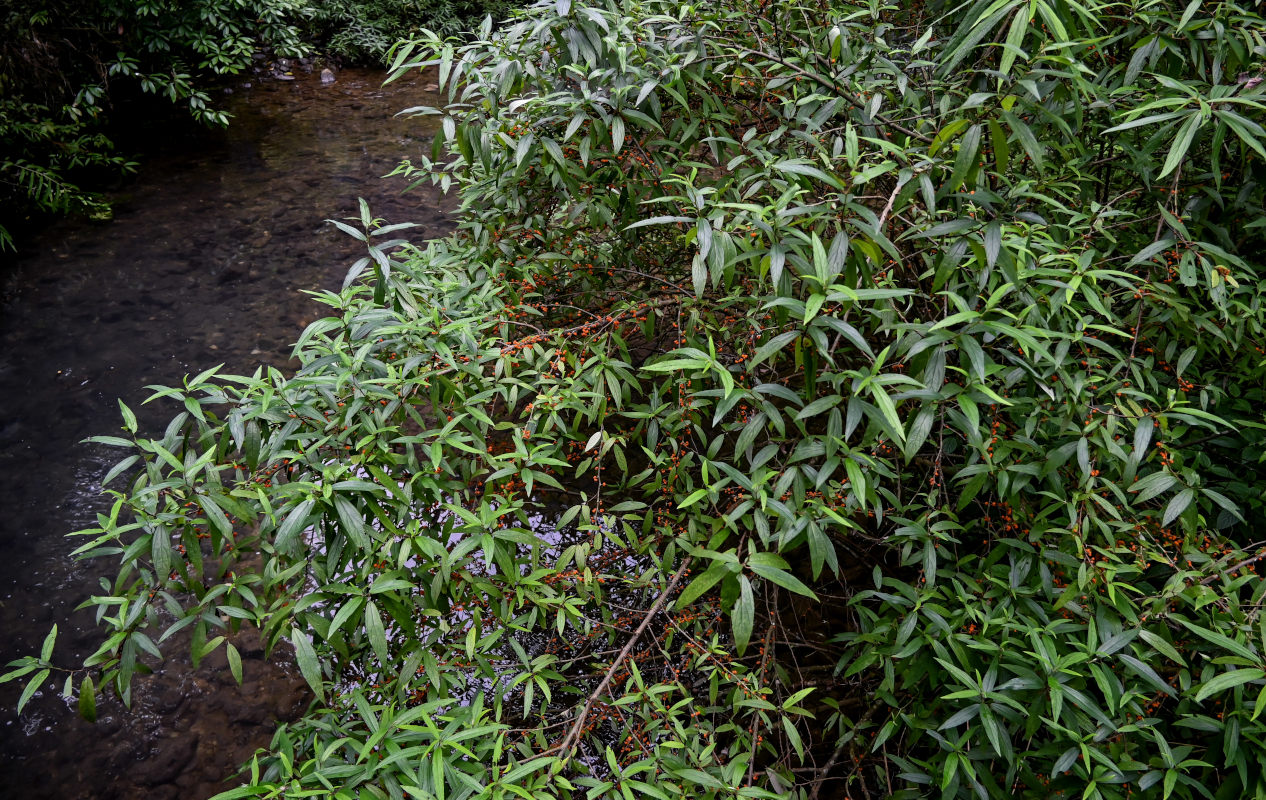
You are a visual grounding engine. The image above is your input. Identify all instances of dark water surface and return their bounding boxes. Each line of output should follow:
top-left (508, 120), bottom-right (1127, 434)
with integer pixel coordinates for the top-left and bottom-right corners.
top-left (0, 66), bottom-right (450, 799)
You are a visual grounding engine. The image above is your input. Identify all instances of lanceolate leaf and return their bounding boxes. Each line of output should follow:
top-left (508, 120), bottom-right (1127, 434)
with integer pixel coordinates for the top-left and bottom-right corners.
top-left (676, 562), bottom-right (727, 609)
top-left (733, 575), bottom-right (754, 654)
top-left (1160, 113), bottom-right (1203, 178)
top-left (17, 669), bottom-right (49, 714)
top-left (290, 627), bottom-right (324, 703)
top-left (1162, 487), bottom-right (1195, 526)
top-left (1195, 668), bottom-right (1265, 703)
top-left (78, 676), bottom-right (97, 722)
top-left (274, 498), bottom-right (315, 556)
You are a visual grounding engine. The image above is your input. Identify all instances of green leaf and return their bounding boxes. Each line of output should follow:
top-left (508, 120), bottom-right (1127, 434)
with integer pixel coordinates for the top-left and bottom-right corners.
top-left (1201, 488), bottom-right (1243, 522)
top-left (370, 577), bottom-right (415, 594)
top-left (1162, 488), bottom-right (1194, 527)
top-left (769, 243), bottom-right (786, 285)
top-left (290, 627), bottom-right (324, 703)
top-left (1194, 668), bottom-right (1265, 703)
top-left (612, 115), bottom-right (625, 155)
top-left (78, 675), bottom-right (96, 722)
top-left (772, 161), bottom-right (846, 191)
top-left (929, 309), bottom-right (981, 331)
top-left (1133, 416), bottom-right (1154, 461)
top-left (1160, 113), bottom-right (1202, 179)
top-left (85, 435), bottom-right (135, 448)
top-left (624, 215), bottom-right (693, 230)
top-left (1215, 109), bottom-right (1266, 159)
top-left (1128, 238), bottom-right (1176, 267)
top-left (678, 488), bottom-right (711, 509)
top-left (733, 575), bottom-right (754, 654)
top-left (333, 495), bottom-right (370, 551)
top-left (40, 624), bottom-right (57, 663)
top-left (750, 331), bottom-right (799, 370)
top-left (908, 218), bottom-right (975, 240)
top-left (198, 493), bottom-right (233, 538)
top-left (998, 7), bottom-right (1028, 76)
top-left (946, 124), bottom-right (981, 194)
top-left (17, 668), bottom-right (49, 714)
top-left (274, 498), bottom-right (315, 555)
top-left (868, 386), bottom-right (905, 443)
top-left (675, 562), bottom-right (727, 609)
top-left (642, 358), bottom-right (710, 373)
top-left (804, 292), bottom-right (825, 323)
top-left (903, 405), bottom-right (935, 462)
top-left (796, 394), bottom-right (842, 421)
top-left (101, 454), bottom-right (139, 487)
top-left (327, 218), bottom-right (367, 241)
top-left (1140, 630), bottom-right (1186, 665)
top-left (1003, 110), bottom-right (1044, 171)
top-left (1118, 653), bottom-right (1174, 696)
top-left (747, 559), bottom-right (817, 599)
top-left (328, 596), bottom-right (365, 638)
top-left (0, 661), bottom-right (39, 684)
top-left (365, 601), bottom-right (389, 667)
top-left (1176, 618), bottom-right (1259, 663)
top-left (1131, 471), bottom-right (1177, 504)
top-left (226, 642), bottom-right (243, 684)
top-left (1253, 686), bottom-right (1266, 721)
top-left (118, 400), bottom-right (137, 433)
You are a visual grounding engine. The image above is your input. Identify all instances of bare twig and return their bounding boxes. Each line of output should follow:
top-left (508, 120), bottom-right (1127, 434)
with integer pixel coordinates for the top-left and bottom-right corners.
top-left (877, 178), bottom-right (903, 229)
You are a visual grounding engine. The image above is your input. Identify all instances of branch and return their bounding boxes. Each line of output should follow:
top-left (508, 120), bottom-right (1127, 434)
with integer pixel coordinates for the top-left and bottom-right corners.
top-left (877, 178), bottom-right (903, 229)
top-left (553, 556), bottom-right (694, 759)
top-left (1201, 549), bottom-right (1266, 586)
top-left (808, 702), bottom-right (885, 800)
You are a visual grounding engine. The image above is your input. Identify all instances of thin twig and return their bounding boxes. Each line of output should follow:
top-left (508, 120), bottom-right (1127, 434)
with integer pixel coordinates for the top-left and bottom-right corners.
top-left (1201, 550), bottom-right (1266, 586)
top-left (877, 178), bottom-right (903, 229)
top-left (808, 742), bottom-right (848, 800)
top-left (746, 586), bottom-right (779, 786)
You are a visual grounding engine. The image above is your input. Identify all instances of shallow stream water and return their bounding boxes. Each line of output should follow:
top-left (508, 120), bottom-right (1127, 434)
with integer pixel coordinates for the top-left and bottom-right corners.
top-left (0, 65), bottom-right (450, 800)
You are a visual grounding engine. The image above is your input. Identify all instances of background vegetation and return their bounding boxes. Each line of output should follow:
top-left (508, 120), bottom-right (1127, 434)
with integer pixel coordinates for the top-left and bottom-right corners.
top-left (305, 0), bottom-right (520, 63)
top-left (0, 0), bottom-right (515, 250)
top-left (0, 0), bottom-right (304, 248)
top-left (6, 0), bottom-right (1266, 799)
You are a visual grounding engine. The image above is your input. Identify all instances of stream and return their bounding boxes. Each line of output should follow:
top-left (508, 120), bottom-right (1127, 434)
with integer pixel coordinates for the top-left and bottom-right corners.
top-left (0, 65), bottom-right (449, 800)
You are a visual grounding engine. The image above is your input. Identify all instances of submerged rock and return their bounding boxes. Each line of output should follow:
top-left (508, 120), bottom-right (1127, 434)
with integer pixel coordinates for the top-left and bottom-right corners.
top-left (321, 68), bottom-right (336, 85)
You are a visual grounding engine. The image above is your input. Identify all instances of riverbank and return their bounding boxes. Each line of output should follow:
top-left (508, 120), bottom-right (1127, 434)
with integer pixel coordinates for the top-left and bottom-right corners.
top-left (0, 65), bottom-right (449, 800)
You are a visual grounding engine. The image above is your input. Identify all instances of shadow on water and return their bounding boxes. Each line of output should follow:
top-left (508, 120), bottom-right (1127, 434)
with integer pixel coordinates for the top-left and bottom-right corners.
top-left (0, 65), bottom-right (451, 800)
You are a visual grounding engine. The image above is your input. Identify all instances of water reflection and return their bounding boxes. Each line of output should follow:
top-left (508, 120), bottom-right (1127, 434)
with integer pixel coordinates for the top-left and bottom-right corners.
top-left (0, 66), bottom-right (451, 800)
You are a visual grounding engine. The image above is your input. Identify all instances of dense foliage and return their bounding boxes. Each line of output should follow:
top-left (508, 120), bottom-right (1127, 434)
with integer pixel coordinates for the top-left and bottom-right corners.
top-left (6, 0), bottom-right (1266, 798)
top-left (307, 0), bottom-right (521, 63)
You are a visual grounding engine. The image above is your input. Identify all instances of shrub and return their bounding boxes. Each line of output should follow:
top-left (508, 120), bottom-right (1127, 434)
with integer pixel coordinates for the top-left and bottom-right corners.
top-left (5, 1), bottom-right (1266, 798)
